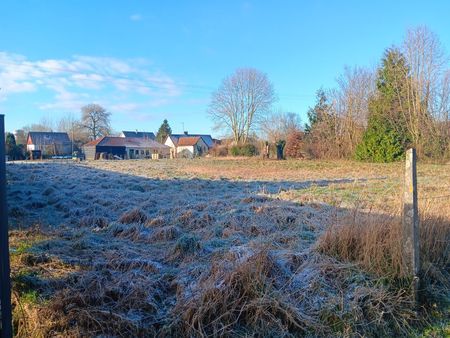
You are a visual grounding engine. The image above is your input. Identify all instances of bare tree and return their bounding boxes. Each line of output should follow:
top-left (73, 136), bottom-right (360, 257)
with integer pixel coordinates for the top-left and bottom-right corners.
top-left (58, 113), bottom-right (90, 149)
top-left (330, 66), bottom-right (375, 157)
top-left (81, 104), bottom-right (111, 140)
top-left (260, 110), bottom-right (302, 143)
top-left (22, 116), bottom-right (55, 134)
top-left (401, 26), bottom-right (447, 155)
top-left (209, 68), bottom-right (276, 144)
top-left (13, 129), bottom-right (27, 145)
top-left (305, 67), bottom-right (374, 159)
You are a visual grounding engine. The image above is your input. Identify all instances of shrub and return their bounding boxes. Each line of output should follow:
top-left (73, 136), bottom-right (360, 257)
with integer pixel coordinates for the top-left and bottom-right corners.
top-left (209, 145), bottom-right (228, 157)
top-left (285, 131), bottom-right (305, 159)
top-left (230, 144), bottom-right (257, 157)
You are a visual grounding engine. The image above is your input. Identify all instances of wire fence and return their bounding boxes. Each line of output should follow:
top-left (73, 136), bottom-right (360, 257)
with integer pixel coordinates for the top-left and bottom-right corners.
top-left (418, 193), bottom-right (450, 201)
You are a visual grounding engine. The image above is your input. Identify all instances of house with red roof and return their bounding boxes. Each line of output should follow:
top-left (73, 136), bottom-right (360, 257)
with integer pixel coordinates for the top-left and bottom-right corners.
top-left (164, 133), bottom-right (210, 158)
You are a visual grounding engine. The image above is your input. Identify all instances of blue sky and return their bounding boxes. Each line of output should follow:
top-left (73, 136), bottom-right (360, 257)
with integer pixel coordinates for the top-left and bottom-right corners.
top-left (1, 1), bottom-right (449, 136)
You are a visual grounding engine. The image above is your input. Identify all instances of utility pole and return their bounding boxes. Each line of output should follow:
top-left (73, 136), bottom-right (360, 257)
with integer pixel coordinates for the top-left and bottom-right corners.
top-left (0, 114), bottom-right (13, 338)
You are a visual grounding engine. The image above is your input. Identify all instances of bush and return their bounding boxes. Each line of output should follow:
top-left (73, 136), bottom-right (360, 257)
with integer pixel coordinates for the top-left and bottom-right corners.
top-left (209, 145), bottom-right (228, 157)
top-left (285, 131), bottom-right (305, 159)
top-left (229, 144), bottom-right (257, 157)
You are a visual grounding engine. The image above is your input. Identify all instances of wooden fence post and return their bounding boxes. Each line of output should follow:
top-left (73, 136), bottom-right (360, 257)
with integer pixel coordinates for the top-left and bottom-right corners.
top-left (0, 115), bottom-right (13, 337)
top-left (402, 148), bottom-right (420, 303)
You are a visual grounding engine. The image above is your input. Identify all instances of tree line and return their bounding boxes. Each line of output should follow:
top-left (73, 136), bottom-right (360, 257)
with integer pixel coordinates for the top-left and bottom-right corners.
top-left (209, 26), bottom-right (450, 162)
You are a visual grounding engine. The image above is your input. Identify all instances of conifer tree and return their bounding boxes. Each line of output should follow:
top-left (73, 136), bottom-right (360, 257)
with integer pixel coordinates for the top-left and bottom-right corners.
top-left (156, 119), bottom-right (172, 143)
top-left (356, 48), bottom-right (411, 162)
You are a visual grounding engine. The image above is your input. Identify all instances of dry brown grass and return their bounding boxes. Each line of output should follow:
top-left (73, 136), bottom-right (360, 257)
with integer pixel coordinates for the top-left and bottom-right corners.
top-left (170, 249), bottom-right (420, 337)
top-left (316, 200), bottom-right (450, 313)
top-left (118, 208), bottom-right (148, 224)
top-left (7, 159), bottom-right (450, 337)
top-left (171, 250), bottom-right (314, 336)
top-left (316, 212), bottom-right (406, 278)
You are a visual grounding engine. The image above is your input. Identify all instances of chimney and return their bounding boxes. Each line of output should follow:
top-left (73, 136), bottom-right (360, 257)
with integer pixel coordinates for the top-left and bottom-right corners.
top-left (184, 131), bottom-right (188, 136)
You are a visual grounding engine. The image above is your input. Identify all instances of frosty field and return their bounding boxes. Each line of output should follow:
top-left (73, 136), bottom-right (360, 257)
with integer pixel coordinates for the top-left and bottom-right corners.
top-left (6, 158), bottom-right (450, 337)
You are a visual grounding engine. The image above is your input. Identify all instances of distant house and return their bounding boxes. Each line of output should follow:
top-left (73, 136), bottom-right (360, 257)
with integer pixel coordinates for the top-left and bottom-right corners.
top-left (26, 132), bottom-right (72, 156)
top-left (166, 132), bottom-right (214, 148)
top-left (120, 131), bottom-right (156, 140)
top-left (164, 132), bottom-right (214, 158)
top-left (83, 136), bottom-right (169, 160)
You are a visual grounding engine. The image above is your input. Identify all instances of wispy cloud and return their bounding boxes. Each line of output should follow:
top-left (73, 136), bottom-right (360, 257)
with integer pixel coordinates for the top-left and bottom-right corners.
top-left (0, 52), bottom-right (182, 118)
top-left (130, 14), bottom-right (142, 21)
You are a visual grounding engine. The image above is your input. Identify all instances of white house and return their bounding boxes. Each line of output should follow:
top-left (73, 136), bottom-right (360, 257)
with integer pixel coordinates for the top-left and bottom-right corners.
top-left (165, 135), bottom-right (209, 158)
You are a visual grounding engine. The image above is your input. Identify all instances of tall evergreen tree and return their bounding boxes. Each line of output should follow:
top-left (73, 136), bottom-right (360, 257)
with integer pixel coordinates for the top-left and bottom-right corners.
top-left (355, 114), bottom-right (404, 162)
top-left (5, 133), bottom-right (23, 160)
top-left (156, 119), bottom-right (172, 143)
top-left (304, 89), bottom-right (337, 158)
top-left (305, 88), bottom-right (330, 133)
top-left (356, 48), bottom-right (411, 162)
top-left (5, 133), bottom-right (16, 156)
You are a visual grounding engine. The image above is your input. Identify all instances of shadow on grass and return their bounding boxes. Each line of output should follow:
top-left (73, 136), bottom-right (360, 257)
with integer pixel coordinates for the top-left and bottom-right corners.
top-left (6, 162), bottom-right (449, 337)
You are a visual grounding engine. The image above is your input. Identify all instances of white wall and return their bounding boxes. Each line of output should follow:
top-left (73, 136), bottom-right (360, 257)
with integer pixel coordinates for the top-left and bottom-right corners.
top-left (164, 137), bottom-right (176, 148)
top-left (176, 146), bottom-right (194, 158)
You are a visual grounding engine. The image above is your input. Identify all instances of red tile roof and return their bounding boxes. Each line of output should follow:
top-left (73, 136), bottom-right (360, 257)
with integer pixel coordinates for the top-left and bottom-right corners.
top-left (177, 136), bottom-right (201, 146)
top-left (83, 137), bottom-right (106, 147)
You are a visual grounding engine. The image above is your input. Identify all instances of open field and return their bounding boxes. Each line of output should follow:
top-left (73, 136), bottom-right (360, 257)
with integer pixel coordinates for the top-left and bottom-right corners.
top-left (6, 158), bottom-right (450, 337)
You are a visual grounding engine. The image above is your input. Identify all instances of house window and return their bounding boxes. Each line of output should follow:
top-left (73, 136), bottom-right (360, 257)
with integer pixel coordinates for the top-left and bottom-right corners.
top-left (145, 150), bottom-right (150, 156)
top-left (141, 150), bottom-right (145, 155)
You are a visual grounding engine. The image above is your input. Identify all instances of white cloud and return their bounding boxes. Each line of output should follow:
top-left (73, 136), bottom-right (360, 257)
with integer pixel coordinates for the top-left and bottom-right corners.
top-left (130, 14), bottom-right (142, 21)
top-left (109, 102), bottom-right (141, 113)
top-left (0, 52), bottom-right (182, 115)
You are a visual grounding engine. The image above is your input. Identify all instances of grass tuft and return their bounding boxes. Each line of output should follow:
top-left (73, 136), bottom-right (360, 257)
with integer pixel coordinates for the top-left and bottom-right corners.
top-left (118, 208), bottom-right (148, 224)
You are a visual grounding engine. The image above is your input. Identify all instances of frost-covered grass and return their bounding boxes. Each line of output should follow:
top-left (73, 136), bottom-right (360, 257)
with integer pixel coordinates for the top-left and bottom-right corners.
top-left (6, 159), bottom-right (449, 337)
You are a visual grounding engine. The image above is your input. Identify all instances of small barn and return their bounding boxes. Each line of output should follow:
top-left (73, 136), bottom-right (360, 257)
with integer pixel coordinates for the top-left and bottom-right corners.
top-left (83, 137), bottom-right (126, 160)
top-left (26, 132), bottom-right (72, 156)
top-left (83, 136), bottom-right (169, 160)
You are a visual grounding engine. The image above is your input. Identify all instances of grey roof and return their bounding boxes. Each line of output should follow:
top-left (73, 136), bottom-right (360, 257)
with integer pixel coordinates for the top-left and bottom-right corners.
top-left (28, 132), bottom-right (71, 145)
top-left (124, 137), bottom-right (169, 149)
top-left (84, 136), bottom-right (169, 149)
top-left (121, 131), bottom-right (155, 140)
top-left (169, 134), bottom-right (214, 148)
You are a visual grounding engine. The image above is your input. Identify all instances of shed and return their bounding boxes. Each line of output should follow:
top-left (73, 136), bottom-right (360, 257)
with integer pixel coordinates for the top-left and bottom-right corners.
top-left (26, 132), bottom-right (72, 156)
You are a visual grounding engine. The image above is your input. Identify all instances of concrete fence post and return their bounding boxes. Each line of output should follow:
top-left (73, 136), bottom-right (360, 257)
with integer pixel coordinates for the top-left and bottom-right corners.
top-left (0, 115), bottom-right (12, 337)
top-left (402, 148), bottom-right (420, 303)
